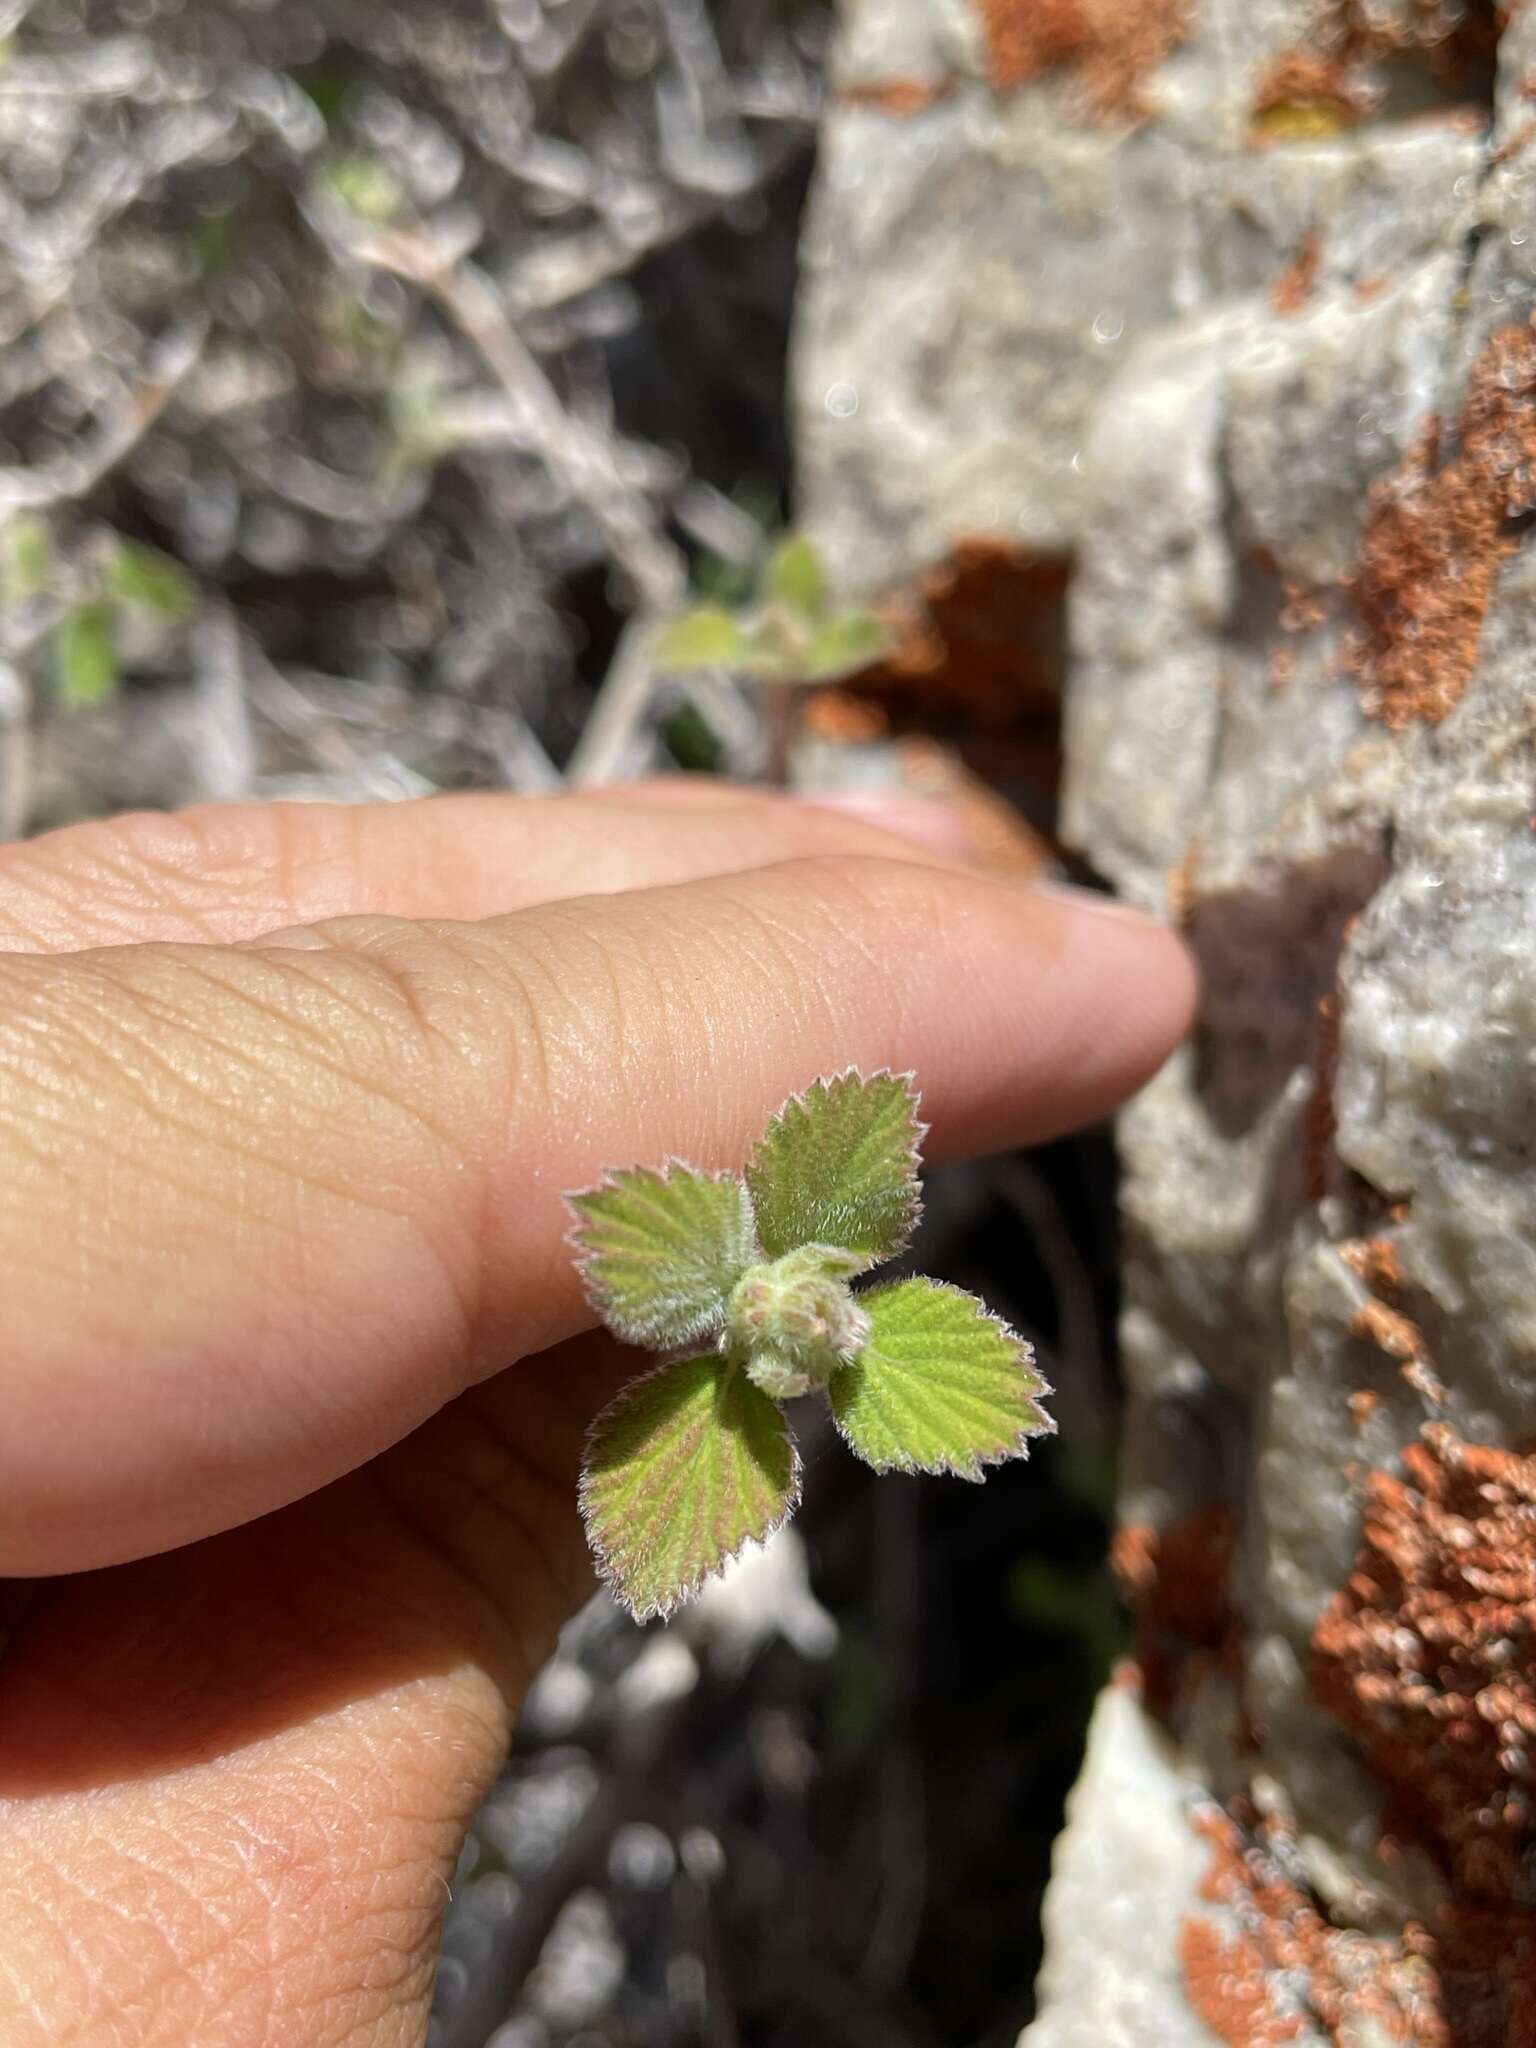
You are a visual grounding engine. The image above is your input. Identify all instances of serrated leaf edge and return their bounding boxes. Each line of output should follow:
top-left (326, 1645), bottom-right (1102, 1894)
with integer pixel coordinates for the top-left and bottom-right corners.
top-left (563, 1159), bottom-right (759, 1349)
top-left (748, 1065), bottom-right (927, 1266)
top-left (833, 1277), bottom-right (1055, 1483)
top-left (577, 1356), bottom-right (803, 1622)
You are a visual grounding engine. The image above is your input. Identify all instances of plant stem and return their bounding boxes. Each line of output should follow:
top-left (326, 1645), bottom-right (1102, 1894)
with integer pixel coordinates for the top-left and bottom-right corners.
top-left (760, 677), bottom-right (797, 787)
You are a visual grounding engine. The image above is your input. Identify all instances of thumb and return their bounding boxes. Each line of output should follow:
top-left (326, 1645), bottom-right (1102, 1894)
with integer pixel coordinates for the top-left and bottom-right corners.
top-left (0, 854), bottom-right (1192, 1574)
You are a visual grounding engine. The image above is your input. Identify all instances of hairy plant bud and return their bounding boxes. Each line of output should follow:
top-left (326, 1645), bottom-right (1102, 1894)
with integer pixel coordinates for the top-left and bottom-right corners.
top-left (727, 1246), bottom-right (870, 1398)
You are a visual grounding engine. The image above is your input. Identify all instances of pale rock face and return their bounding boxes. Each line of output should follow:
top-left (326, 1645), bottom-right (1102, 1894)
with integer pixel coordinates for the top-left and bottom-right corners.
top-left (1025, 1687), bottom-right (1221, 2048)
top-left (794, 0), bottom-right (1480, 591)
top-left (829, 0), bottom-right (985, 93)
top-left (796, 0), bottom-right (1536, 2038)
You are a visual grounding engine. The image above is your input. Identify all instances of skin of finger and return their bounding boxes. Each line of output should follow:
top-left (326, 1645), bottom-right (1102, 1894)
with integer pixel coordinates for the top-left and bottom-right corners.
top-left (0, 854), bottom-right (1195, 1575)
top-left (0, 1548), bottom-right (505, 2048)
top-left (0, 1331), bottom-right (622, 2048)
top-left (0, 781), bottom-right (966, 954)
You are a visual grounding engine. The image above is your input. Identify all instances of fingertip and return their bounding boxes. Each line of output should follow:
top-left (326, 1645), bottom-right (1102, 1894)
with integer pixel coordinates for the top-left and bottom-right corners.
top-left (1015, 880), bottom-right (1197, 1130)
top-left (674, 851), bottom-right (1194, 1153)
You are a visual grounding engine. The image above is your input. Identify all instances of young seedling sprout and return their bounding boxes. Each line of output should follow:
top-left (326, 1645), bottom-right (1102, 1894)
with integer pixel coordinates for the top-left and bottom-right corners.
top-left (567, 1070), bottom-right (1054, 1620)
top-left (651, 532), bottom-right (889, 785)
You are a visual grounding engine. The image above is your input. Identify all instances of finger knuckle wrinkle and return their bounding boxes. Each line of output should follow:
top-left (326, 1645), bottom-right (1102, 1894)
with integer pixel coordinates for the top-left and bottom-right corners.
top-left (94, 803), bottom-right (359, 927)
top-left (483, 908), bottom-right (621, 1103)
top-left (2, 811), bottom-right (253, 946)
top-left (0, 938), bottom-right (469, 1191)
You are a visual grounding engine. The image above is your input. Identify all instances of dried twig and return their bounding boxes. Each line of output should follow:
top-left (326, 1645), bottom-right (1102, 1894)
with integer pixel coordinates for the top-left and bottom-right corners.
top-left (505, 117), bottom-right (810, 315)
top-left (348, 227), bottom-right (686, 613)
top-left (0, 0), bottom-right (825, 824)
top-left (565, 612), bottom-right (662, 786)
top-left (192, 603), bottom-right (254, 801)
top-left (0, 659), bottom-right (32, 845)
top-left (0, 316), bottom-right (207, 513)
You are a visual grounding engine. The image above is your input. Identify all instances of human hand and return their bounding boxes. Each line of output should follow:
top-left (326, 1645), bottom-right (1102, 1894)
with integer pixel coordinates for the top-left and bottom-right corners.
top-left (0, 780), bottom-right (1194, 2047)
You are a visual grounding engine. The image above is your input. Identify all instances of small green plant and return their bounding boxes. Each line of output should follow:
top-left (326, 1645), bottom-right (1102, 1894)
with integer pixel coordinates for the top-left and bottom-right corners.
top-left (652, 533), bottom-right (890, 784)
top-left (50, 539), bottom-right (195, 710)
top-left (106, 540), bottom-right (195, 624)
top-left (1, 517), bottom-right (198, 711)
top-left (324, 151), bottom-right (404, 225)
top-left (52, 601), bottom-right (118, 710)
top-left (568, 1071), bottom-right (1053, 1620)
top-left (2, 512), bottom-right (53, 609)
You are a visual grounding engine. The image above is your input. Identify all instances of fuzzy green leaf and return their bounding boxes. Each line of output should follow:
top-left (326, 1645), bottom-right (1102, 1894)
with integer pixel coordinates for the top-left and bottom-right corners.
top-left (109, 541), bottom-right (195, 622)
top-left (653, 607), bottom-right (754, 673)
top-left (762, 534), bottom-right (827, 627)
top-left (801, 610), bottom-right (888, 681)
top-left (581, 1355), bottom-right (799, 1619)
top-left (745, 1069), bottom-right (922, 1267)
top-left (2, 512), bottom-right (52, 608)
top-left (326, 151), bottom-right (403, 223)
top-left (569, 1164), bottom-right (756, 1349)
top-left (831, 1278), bottom-right (1053, 1478)
top-left (53, 603), bottom-right (118, 709)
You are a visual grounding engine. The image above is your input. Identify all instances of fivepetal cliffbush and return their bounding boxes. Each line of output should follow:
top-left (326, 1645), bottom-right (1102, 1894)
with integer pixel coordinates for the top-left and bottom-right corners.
top-left (567, 1070), bottom-right (1054, 1619)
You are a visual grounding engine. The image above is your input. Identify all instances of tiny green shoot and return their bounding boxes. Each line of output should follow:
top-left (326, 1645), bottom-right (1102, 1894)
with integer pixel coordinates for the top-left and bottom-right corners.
top-left (52, 601), bottom-right (119, 709)
top-left (568, 1070), bottom-right (1053, 1620)
top-left (325, 151), bottom-right (404, 225)
top-left (651, 532), bottom-right (890, 785)
top-left (108, 540), bottom-right (196, 623)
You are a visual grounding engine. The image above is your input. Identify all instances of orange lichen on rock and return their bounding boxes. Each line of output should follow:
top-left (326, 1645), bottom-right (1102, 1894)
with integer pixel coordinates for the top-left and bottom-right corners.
top-left (1282, 581), bottom-right (1330, 632)
top-left (1339, 1234), bottom-right (1408, 1296)
top-left (1350, 1297), bottom-right (1423, 1361)
top-left (839, 76), bottom-right (952, 115)
top-left (1313, 1424), bottom-right (1536, 1910)
top-left (1183, 1805), bottom-right (1320, 2046)
top-left (1182, 1912), bottom-right (1306, 2046)
top-left (1111, 1504), bottom-right (1236, 1714)
top-left (1202, 1419), bottom-right (1536, 2040)
top-left (1349, 320), bottom-right (1536, 728)
top-left (973, 0), bottom-right (1191, 118)
top-left (1350, 1298), bottom-right (1449, 1405)
top-left (1272, 230), bottom-right (1323, 315)
top-left (1187, 1802), bottom-right (1499, 2048)
top-left (1268, 578), bottom-right (1332, 686)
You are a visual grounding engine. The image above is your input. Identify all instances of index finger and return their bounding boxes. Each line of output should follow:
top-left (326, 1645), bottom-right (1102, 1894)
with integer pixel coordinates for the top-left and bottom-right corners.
top-left (0, 853), bottom-right (1194, 1575)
